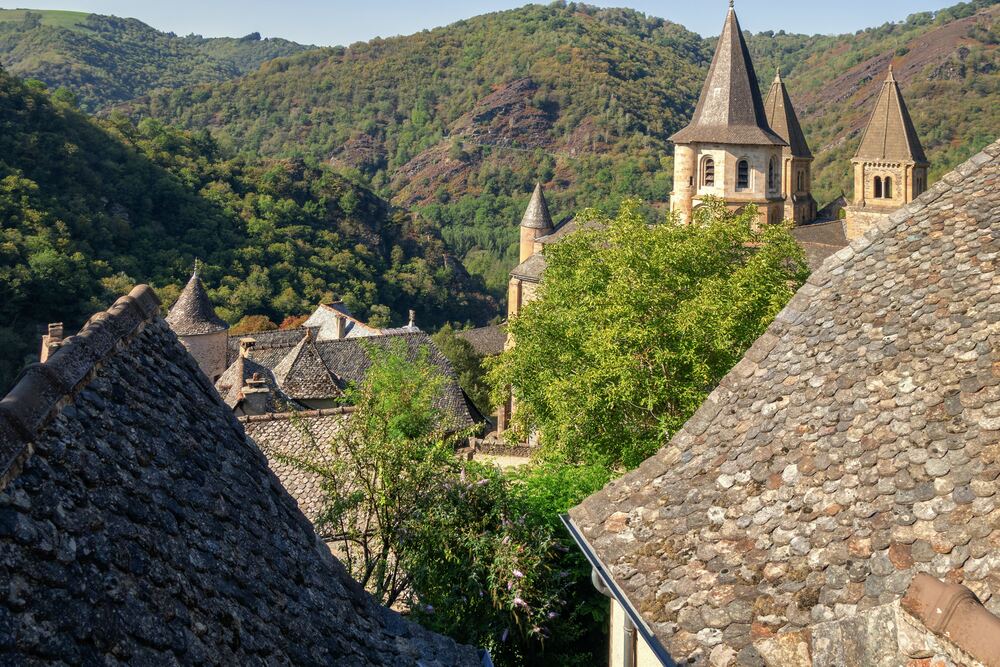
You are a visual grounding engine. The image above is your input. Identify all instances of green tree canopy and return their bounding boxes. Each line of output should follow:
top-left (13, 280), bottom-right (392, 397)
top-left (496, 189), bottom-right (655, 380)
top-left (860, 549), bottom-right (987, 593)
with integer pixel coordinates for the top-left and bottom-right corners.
top-left (489, 199), bottom-right (809, 469)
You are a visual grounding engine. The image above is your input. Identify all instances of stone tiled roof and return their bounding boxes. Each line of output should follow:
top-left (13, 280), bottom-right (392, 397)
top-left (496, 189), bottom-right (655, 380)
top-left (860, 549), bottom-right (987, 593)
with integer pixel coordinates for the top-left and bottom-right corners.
top-left (521, 182), bottom-right (554, 230)
top-left (790, 220), bottom-right (849, 271)
top-left (457, 324), bottom-right (507, 357)
top-left (568, 140), bottom-right (1000, 663)
top-left (670, 6), bottom-right (785, 147)
top-left (165, 271), bottom-right (229, 335)
top-left (271, 334), bottom-right (343, 400)
top-left (226, 328), bottom-right (307, 365)
top-left (854, 67), bottom-right (928, 164)
top-left (215, 353), bottom-right (300, 412)
top-left (242, 409), bottom-right (351, 525)
top-left (511, 252), bottom-right (547, 283)
top-left (220, 330), bottom-right (480, 430)
top-left (764, 70), bottom-right (812, 158)
top-left (0, 286), bottom-right (480, 665)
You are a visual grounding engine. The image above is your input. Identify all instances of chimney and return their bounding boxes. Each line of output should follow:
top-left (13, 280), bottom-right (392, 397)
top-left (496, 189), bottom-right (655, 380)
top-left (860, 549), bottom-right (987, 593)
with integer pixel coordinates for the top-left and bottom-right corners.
top-left (40, 322), bottom-right (64, 363)
top-left (239, 337), bottom-right (256, 358)
top-left (408, 310), bottom-right (417, 329)
top-left (333, 313), bottom-right (347, 339)
top-left (241, 372), bottom-right (271, 416)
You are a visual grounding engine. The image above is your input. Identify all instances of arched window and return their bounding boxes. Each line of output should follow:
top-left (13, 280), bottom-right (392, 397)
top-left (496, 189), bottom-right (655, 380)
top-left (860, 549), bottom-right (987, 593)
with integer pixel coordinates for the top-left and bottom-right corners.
top-left (874, 176), bottom-right (883, 198)
top-left (737, 159), bottom-right (750, 190)
top-left (884, 176), bottom-right (893, 199)
top-left (797, 170), bottom-right (805, 192)
top-left (703, 157), bottom-right (715, 187)
top-left (767, 158), bottom-right (776, 191)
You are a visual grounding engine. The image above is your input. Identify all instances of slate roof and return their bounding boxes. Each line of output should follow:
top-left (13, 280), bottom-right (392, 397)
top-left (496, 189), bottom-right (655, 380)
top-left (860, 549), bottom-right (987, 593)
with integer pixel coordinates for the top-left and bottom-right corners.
top-left (521, 182), bottom-right (554, 230)
top-left (854, 67), bottom-right (928, 164)
top-left (215, 353), bottom-right (301, 413)
top-left (165, 270), bottom-right (228, 335)
top-left (0, 286), bottom-right (480, 665)
top-left (457, 324), bottom-right (507, 357)
top-left (790, 220), bottom-right (849, 271)
top-left (670, 6), bottom-right (785, 147)
top-left (568, 139), bottom-right (1000, 663)
top-left (219, 330), bottom-right (480, 430)
top-left (271, 334), bottom-right (343, 400)
top-left (511, 253), bottom-right (547, 283)
top-left (242, 409), bottom-right (351, 525)
top-left (764, 70), bottom-right (812, 158)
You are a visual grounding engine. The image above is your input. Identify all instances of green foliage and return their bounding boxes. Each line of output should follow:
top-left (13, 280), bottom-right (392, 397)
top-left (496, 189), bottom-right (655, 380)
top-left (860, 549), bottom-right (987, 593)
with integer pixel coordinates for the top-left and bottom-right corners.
top-left (431, 324), bottom-right (492, 412)
top-left (0, 70), bottom-right (493, 392)
top-left (489, 199), bottom-right (809, 469)
top-left (0, 11), bottom-right (310, 111)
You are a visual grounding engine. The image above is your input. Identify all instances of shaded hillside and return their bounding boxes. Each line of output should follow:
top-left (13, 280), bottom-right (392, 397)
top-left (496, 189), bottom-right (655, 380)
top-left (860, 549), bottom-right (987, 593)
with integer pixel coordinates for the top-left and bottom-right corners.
top-left (0, 69), bottom-right (493, 392)
top-left (0, 9), bottom-right (310, 111)
top-left (748, 0), bottom-right (999, 204)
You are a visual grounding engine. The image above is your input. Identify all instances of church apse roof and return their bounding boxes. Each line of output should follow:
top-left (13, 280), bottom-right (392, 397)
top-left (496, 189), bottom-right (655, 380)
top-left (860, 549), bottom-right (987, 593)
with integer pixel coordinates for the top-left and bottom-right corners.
top-left (568, 139), bottom-right (1000, 663)
top-left (0, 285), bottom-right (480, 665)
top-left (854, 66), bottom-right (928, 164)
top-left (670, 5), bottom-right (786, 147)
top-left (165, 269), bottom-right (229, 335)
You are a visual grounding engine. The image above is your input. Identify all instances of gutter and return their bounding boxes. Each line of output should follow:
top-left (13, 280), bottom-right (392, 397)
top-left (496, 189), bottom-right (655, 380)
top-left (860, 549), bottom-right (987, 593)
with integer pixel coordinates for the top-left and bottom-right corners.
top-left (560, 514), bottom-right (678, 667)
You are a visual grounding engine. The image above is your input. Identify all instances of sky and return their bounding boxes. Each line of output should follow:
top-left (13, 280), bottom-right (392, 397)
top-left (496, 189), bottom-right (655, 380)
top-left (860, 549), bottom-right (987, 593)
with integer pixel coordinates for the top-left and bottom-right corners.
top-left (8, 0), bottom-right (956, 45)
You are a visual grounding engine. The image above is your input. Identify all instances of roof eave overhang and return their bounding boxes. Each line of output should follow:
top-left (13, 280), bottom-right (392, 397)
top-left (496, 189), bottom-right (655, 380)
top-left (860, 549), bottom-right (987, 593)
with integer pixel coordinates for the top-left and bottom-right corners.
top-left (560, 514), bottom-right (678, 667)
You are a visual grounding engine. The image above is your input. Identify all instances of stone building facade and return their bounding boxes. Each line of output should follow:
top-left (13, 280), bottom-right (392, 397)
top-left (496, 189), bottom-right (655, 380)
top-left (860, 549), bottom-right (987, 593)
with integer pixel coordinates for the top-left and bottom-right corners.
top-left (845, 66), bottom-right (930, 240)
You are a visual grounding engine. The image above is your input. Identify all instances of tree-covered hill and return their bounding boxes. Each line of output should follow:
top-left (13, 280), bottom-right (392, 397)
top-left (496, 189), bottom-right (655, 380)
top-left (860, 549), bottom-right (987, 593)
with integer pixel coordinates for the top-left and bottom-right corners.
top-left (116, 1), bottom-right (997, 298)
top-left (0, 68), bottom-right (494, 392)
top-left (0, 9), bottom-right (311, 111)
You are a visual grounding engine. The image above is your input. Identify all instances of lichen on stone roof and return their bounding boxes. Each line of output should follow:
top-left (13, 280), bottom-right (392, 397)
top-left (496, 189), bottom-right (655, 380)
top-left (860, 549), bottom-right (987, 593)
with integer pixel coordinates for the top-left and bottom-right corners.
top-left (568, 138), bottom-right (1000, 663)
top-left (165, 270), bottom-right (229, 335)
top-left (0, 287), bottom-right (480, 665)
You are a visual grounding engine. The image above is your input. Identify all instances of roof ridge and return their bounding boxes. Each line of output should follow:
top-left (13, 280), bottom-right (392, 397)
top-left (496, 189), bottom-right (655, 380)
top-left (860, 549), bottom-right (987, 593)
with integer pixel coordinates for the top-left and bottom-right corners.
top-left (0, 285), bottom-right (162, 491)
top-left (238, 406), bottom-right (357, 423)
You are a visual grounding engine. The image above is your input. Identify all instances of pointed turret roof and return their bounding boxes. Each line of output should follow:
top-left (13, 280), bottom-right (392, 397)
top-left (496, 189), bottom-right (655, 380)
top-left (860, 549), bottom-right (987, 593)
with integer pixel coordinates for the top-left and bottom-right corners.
top-left (854, 66), bottom-right (927, 163)
top-left (165, 269), bottom-right (229, 336)
top-left (764, 69), bottom-right (812, 158)
top-left (270, 332), bottom-right (343, 400)
top-left (520, 183), bottom-right (554, 230)
top-left (671, 4), bottom-right (785, 146)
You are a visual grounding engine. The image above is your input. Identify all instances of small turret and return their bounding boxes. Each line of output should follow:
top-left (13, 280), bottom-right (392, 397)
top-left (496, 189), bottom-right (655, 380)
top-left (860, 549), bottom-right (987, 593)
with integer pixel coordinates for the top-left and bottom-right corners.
top-left (166, 263), bottom-right (230, 382)
top-left (519, 183), bottom-right (554, 263)
top-left (764, 67), bottom-right (817, 224)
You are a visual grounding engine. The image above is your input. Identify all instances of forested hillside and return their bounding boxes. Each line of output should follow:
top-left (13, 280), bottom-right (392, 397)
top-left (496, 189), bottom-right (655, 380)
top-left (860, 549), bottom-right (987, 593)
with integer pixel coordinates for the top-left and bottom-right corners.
top-left (0, 9), bottom-right (310, 111)
top-left (0, 69), bottom-right (493, 391)
top-left (115, 0), bottom-right (997, 297)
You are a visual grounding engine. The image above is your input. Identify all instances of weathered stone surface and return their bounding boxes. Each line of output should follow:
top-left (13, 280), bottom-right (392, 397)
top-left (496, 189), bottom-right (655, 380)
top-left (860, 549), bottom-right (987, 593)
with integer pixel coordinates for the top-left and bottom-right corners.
top-left (0, 304), bottom-right (479, 665)
top-left (567, 142), bottom-right (1000, 658)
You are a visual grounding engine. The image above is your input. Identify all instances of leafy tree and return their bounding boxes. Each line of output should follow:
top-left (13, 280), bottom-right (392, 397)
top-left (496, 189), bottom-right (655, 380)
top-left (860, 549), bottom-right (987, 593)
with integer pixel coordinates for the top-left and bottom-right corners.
top-left (431, 324), bottom-right (492, 412)
top-left (489, 199), bottom-right (809, 469)
top-left (230, 315), bottom-right (277, 335)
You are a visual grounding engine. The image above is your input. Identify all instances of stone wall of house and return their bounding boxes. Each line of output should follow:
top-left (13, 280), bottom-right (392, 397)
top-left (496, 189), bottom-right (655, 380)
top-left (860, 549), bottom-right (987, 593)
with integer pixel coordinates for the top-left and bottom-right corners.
top-left (177, 329), bottom-right (228, 382)
top-left (843, 206), bottom-right (892, 241)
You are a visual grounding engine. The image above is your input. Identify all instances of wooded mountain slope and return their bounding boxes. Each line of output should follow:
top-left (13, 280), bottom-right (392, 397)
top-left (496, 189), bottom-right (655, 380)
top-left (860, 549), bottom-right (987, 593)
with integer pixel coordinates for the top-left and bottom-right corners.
top-left (0, 9), bottom-right (310, 111)
top-left (118, 1), bottom-right (998, 297)
top-left (0, 69), bottom-right (492, 392)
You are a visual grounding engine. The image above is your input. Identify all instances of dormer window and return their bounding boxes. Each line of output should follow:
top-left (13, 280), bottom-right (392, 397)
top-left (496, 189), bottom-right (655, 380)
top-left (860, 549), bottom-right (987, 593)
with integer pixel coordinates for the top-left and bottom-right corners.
top-left (737, 160), bottom-right (750, 190)
top-left (703, 157), bottom-right (715, 187)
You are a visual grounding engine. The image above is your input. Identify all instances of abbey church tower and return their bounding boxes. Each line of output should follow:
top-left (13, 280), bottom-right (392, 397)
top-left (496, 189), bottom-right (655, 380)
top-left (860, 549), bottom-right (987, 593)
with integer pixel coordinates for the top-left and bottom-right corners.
top-left (764, 69), bottom-right (817, 224)
top-left (845, 66), bottom-right (929, 239)
top-left (670, 2), bottom-right (787, 226)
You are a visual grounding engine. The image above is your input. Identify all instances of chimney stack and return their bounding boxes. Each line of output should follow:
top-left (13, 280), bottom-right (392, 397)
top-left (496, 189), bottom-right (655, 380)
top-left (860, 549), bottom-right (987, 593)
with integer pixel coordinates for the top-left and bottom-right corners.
top-left (40, 322), bottom-right (64, 363)
top-left (408, 310), bottom-right (417, 329)
top-left (239, 337), bottom-right (256, 358)
top-left (333, 313), bottom-right (347, 339)
top-left (241, 372), bottom-right (271, 416)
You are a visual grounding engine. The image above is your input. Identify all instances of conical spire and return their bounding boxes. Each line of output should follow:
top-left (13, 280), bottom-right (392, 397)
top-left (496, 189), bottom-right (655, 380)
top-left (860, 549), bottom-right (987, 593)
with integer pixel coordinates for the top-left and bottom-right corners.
top-left (270, 333), bottom-right (341, 399)
top-left (166, 269), bottom-right (229, 336)
top-left (854, 66), bottom-right (927, 163)
top-left (764, 68), bottom-right (812, 158)
top-left (671, 5), bottom-right (785, 146)
top-left (520, 183), bottom-right (554, 230)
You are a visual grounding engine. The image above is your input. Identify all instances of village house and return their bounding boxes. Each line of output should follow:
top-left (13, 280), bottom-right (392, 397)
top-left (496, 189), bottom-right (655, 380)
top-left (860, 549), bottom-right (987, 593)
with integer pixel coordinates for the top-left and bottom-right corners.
top-left (565, 139), bottom-right (1000, 666)
top-left (0, 285), bottom-right (486, 664)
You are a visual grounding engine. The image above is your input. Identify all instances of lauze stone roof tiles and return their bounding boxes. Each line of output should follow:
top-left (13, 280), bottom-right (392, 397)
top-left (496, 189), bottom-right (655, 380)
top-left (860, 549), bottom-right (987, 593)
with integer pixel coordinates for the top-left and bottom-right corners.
top-left (0, 286), bottom-right (479, 665)
top-left (569, 139), bottom-right (1000, 663)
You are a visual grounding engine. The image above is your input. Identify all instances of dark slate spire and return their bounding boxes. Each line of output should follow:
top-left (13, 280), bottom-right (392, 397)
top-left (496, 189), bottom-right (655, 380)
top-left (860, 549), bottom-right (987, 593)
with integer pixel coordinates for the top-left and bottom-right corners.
top-left (854, 66), bottom-right (928, 163)
top-left (764, 69), bottom-right (812, 158)
top-left (670, 5), bottom-right (785, 146)
top-left (166, 269), bottom-right (229, 336)
top-left (270, 332), bottom-right (342, 400)
top-left (520, 183), bottom-right (554, 230)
